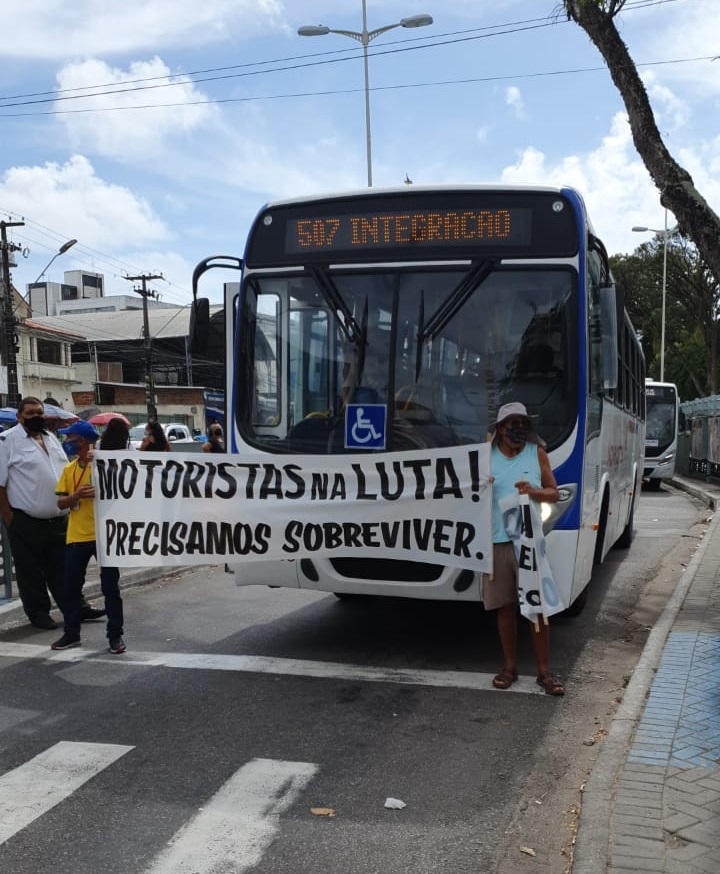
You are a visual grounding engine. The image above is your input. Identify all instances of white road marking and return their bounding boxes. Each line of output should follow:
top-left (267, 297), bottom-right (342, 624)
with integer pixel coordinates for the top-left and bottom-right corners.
top-left (0, 740), bottom-right (133, 845)
top-left (0, 641), bottom-right (543, 693)
top-left (144, 758), bottom-right (318, 874)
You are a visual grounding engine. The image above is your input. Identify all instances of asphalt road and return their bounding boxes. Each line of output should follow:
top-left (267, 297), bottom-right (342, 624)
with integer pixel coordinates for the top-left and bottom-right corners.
top-left (0, 484), bottom-right (706, 874)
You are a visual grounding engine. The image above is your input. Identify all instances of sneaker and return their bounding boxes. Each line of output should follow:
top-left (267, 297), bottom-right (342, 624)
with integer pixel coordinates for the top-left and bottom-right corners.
top-left (51, 633), bottom-right (81, 650)
top-left (81, 607), bottom-right (106, 622)
top-left (108, 637), bottom-right (126, 654)
top-left (30, 614), bottom-right (58, 630)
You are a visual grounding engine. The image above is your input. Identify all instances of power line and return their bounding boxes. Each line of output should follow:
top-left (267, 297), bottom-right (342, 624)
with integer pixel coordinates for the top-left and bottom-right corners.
top-left (0, 54), bottom-right (710, 120)
top-left (0, 0), bottom-right (682, 112)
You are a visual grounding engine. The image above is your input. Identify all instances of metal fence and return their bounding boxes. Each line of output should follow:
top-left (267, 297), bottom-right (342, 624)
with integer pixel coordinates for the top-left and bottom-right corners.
top-left (680, 395), bottom-right (720, 482)
top-left (1, 523), bottom-right (14, 601)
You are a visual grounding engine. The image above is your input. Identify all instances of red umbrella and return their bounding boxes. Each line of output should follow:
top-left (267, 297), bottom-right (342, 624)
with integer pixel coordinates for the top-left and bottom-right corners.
top-left (89, 412), bottom-right (131, 427)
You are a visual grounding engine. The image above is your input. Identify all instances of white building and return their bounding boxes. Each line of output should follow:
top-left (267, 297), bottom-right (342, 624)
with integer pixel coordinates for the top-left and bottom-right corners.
top-left (27, 270), bottom-right (174, 317)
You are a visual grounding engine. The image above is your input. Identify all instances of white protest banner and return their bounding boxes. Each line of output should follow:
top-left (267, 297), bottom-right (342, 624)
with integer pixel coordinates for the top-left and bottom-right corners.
top-left (92, 444), bottom-right (492, 571)
top-left (497, 491), bottom-right (564, 620)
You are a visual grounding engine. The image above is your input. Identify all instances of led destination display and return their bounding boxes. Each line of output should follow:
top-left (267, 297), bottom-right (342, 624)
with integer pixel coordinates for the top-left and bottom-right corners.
top-left (287, 207), bottom-right (531, 254)
top-left (245, 191), bottom-right (579, 266)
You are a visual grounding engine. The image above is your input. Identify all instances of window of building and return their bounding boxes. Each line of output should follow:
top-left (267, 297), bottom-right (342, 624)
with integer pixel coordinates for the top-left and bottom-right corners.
top-left (36, 339), bottom-right (63, 365)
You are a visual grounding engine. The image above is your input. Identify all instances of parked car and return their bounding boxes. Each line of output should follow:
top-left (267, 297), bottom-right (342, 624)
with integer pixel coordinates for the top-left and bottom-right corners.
top-left (128, 422), bottom-right (196, 449)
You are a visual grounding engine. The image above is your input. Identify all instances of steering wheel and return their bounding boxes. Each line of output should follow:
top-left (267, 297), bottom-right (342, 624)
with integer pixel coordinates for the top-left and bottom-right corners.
top-left (394, 385), bottom-right (416, 411)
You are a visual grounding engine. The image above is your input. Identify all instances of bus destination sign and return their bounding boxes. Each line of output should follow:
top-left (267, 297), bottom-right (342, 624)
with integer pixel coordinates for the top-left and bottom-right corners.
top-left (285, 207), bottom-right (532, 255)
top-left (244, 191), bottom-right (580, 266)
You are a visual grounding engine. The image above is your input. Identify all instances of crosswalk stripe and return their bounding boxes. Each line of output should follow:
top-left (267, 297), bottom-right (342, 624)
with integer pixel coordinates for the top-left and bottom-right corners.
top-left (144, 758), bottom-right (318, 874)
top-left (0, 642), bottom-right (542, 693)
top-left (0, 741), bottom-right (134, 845)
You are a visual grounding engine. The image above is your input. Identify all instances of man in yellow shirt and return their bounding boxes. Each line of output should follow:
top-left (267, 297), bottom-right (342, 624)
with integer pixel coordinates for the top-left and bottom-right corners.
top-left (50, 421), bottom-right (125, 653)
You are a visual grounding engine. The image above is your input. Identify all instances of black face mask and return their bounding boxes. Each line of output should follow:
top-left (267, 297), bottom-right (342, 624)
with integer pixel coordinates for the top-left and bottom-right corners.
top-left (506, 427), bottom-right (528, 444)
top-left (23, 416), bottom-right (46, 433)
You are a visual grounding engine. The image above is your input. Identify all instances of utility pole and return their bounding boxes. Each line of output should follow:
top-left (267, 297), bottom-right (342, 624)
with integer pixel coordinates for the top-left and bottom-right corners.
top-left (0, 221), bottom-right (24, 408)
top-left (124, 273), bottom-right (163, 422)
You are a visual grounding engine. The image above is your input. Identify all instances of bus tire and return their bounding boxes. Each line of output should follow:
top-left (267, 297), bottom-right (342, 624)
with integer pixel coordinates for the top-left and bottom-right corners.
top-left (645, 478), bottom-right (662, 491)
top-left (617, 492), bottom-right (635, 549)
top-left (564, 585), bottom-right (588, 617)
top-left (333, 592), bottom-right (367, 602)
top-left (593, 490), bottom-right (609, 565)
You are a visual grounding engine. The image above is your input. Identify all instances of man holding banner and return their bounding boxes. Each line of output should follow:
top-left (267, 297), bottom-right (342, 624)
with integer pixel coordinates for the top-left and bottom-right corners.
top-left (483, 402), bottom-right (565, 696)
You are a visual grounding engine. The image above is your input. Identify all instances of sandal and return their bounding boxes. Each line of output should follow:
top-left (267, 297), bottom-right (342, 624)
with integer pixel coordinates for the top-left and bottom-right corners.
top-left (492, 669), bottom-right (518, 689)
top-left (536, 674), bottom-right (565, 696)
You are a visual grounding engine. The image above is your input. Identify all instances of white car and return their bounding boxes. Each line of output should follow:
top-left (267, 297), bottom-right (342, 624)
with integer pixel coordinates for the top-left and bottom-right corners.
top-left (128, 422), bottom-right (196, 449)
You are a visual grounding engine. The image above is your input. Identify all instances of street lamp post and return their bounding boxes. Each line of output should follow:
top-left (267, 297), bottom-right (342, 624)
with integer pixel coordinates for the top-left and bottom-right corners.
top-left (33, 238), bottom-right (78, 284)
top-left (299, 2), bottom-right (433, 187)
top-left (632, 210), bottom-right (679, 382)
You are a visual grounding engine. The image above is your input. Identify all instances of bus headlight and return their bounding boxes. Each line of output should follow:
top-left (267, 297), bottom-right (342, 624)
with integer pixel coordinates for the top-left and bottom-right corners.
top-left (541, 484), bottom-right (576, 535)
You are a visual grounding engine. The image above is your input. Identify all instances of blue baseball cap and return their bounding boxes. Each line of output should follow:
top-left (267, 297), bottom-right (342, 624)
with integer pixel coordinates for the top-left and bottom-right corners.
top-left (58, 421), bottom-right (99, 442)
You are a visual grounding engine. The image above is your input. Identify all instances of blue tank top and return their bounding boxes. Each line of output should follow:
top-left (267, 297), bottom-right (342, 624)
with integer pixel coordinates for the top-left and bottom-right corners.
top-left (491, 442), bottom-right (541, 543)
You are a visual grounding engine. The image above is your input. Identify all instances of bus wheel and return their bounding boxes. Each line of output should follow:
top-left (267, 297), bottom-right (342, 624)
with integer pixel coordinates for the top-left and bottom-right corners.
top-left (645, 478), bottom-right (662, 491)
top-left (564, 586), bottom-right (588, 617)
top-left (617, 493), bottom-right (635, 549)
top-left (593, 491), bottom-right (609, 565)
top-left (333, 592), bottom-right (367, 602)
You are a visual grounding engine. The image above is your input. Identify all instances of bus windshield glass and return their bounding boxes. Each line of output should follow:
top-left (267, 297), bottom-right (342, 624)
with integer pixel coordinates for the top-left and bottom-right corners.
top-left (645, 384), bottom-right (678, 451)
top-left (237, 264), bottom-right (577, 454)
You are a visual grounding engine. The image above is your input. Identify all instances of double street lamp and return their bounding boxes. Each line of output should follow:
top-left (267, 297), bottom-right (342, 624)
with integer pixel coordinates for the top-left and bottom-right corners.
top-left (632, 211), bottom-right (679, 382)
top-left (299, 2), bottom-right (433, 187)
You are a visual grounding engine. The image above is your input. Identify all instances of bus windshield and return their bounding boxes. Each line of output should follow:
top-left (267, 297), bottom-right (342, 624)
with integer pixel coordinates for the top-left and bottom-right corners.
top-left (237, 264), bottom-right (578, 454)
top-left (645, 387), bottom-right (677, 451)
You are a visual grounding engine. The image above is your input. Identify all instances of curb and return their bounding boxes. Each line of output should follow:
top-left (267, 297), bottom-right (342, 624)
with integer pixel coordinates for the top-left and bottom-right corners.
top-left (571, 489), bottom-right (718, 872)
top-left (0, 566), bottom-right (183, 630)
top-left (668, 475), bottom-right (717, 510)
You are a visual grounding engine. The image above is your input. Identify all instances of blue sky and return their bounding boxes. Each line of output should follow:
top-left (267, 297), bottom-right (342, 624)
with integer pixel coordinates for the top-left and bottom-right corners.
top-left (1, 0), bottom-right (718, 306)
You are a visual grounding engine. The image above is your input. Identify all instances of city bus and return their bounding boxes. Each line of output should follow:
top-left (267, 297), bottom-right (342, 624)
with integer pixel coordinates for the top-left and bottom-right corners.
top-left (190, 185), bottom-right (645, 612)
top-left (643, 380), bottom-right (679, 489)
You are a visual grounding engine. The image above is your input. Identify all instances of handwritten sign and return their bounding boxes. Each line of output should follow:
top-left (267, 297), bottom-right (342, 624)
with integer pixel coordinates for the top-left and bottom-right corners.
top-left (93, 445), bottom-right (493, 571)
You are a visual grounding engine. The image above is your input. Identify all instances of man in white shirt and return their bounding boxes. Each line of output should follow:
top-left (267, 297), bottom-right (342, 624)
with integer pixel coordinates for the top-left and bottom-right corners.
top-left (0, 397), bottom-right (104, 629)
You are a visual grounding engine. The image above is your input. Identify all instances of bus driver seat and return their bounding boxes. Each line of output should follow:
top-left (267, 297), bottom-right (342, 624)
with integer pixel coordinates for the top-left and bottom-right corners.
top-left (512, 343), bottom-right (564, 412)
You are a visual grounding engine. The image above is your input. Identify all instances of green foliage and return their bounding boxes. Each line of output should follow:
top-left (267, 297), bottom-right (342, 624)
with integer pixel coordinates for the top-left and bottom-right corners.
top-left (611, 239), bottom-right (720, 399)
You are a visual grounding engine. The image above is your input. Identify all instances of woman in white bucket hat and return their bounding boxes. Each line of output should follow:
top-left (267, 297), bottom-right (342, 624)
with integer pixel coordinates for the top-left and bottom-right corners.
top-left (485, 402), bottom-right (564, 695)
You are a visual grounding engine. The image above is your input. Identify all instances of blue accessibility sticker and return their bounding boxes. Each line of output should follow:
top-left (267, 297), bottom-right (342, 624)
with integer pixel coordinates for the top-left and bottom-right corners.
top-left (345, 404), bottom-right (386, 450)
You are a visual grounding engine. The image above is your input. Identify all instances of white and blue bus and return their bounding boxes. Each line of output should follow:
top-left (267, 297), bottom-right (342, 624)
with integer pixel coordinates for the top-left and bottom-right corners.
top-left (190, 185), bottom-right (645, 612)
top-left (643, 380), bottom-right (679, 489)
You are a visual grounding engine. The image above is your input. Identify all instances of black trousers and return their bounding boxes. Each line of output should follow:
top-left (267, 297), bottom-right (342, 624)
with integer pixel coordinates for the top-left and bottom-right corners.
top-left (7, 509), bottom-right (67, 619)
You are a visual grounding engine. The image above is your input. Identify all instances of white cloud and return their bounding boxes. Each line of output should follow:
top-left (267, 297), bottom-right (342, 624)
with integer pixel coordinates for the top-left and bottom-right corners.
top-left (498, 112), bottom-right (702, 256)
top-left (505, 86), bottom-right (525, 119)
top-left (641, 71), bottom-right (690, 133)
top-left (0, 155), bottom-right (171, 286)
top-left (55, 58), bottom-right (218, 160)
top-left (5, 0), bottom-right (288, 59)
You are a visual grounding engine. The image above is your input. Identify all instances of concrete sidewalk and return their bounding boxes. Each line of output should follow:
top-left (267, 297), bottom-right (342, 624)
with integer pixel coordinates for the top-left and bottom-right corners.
top-left (573, 474), bottom-right (720, 873)
top-left (0, 562), bottom-right (174, 628)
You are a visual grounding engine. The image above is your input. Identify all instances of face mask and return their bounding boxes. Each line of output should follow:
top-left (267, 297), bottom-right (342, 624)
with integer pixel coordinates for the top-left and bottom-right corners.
top-left (506, 427), bottom-right (528, 444)
top-left (23, 416), bottom-right (46, 433)
top-left (63, 441), bottom-right (79, 458)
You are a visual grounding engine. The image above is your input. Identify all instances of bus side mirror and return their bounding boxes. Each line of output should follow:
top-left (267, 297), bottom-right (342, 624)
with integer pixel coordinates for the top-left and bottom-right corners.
top-left (599, 284), bottom-right (618, 390)
top-left (189, 297), bottom-right (210, 354)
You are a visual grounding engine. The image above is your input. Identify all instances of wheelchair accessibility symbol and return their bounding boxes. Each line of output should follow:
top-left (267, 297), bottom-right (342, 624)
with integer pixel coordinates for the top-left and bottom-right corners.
top-left (345, 403), bottom-right (387, 449)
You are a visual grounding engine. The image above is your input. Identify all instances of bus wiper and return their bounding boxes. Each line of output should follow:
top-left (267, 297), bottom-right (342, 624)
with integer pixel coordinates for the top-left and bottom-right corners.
top-left (416, 260), bottom-right (496, 351)
top-left (308, 266), bottom-right (363, 346)
top-left (414, 290), bottom-right (424, 382)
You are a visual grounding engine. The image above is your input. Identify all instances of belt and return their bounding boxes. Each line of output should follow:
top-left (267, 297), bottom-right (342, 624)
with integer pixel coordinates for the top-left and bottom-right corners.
top-left (12, 508), bottom-right (67, 524)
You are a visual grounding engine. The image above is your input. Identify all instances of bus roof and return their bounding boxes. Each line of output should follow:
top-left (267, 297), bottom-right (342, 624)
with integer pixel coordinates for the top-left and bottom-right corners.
top-left (256, 183), bottom-right (586, 212)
